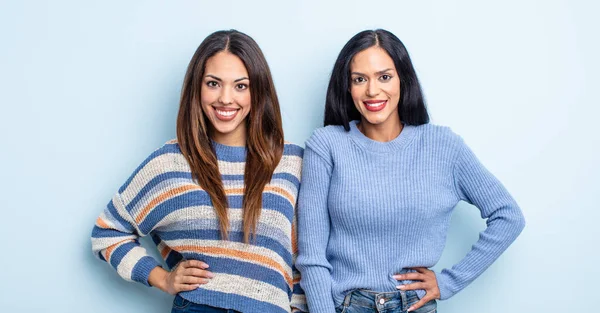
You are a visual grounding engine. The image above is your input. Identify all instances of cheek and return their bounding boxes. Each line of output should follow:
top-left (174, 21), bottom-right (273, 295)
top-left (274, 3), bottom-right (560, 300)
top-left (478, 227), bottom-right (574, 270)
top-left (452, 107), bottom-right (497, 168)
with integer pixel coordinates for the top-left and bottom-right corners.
top-left (381, 83), bottom-right (401, 103)
top-left (237, 92), bottom-right (252, 111)
top-left (200, 87), bottom-right (218, 106)
top-left (389, 80), bottom-right (401, 97)
top-left (350, 86), bottom-right (363, 105)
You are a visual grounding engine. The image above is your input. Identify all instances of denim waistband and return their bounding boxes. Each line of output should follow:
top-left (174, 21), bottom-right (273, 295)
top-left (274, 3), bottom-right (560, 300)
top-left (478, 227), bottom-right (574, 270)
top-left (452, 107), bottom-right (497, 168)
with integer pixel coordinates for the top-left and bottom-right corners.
top-left (341, 289), bottom-right (416, 311)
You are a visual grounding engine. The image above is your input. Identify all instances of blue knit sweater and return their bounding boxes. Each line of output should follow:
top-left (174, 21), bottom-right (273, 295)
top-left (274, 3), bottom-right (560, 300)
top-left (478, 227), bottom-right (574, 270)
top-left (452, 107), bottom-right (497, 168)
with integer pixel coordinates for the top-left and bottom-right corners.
top-left (296, 120), bottom-right (525, 312)
top-left (92, 141), bottom-right (307, 313)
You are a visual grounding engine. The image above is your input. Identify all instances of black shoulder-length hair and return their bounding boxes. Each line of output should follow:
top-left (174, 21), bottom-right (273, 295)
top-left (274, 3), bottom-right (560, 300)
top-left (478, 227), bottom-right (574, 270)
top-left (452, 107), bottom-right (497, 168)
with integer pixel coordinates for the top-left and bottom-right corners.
top-left (324, 29), bottom-right (429, 130)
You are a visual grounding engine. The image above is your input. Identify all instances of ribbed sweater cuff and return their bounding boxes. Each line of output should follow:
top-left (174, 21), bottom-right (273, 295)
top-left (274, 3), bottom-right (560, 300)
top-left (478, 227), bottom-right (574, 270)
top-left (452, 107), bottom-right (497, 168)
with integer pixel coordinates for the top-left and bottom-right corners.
top-left (301, 268), bottom-right (336, 313)
top-left (131, 256), bottom-right (161, 287)
top-left (435, 271), bottom-right (456, 300)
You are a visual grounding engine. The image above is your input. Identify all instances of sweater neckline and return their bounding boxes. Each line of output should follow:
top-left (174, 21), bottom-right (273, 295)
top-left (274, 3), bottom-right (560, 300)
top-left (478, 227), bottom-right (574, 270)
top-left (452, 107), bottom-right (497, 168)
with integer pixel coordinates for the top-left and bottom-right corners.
top-left (211, 140), bottom-right (247, 162)
top-left (348, 120), bottom-right (418, 153)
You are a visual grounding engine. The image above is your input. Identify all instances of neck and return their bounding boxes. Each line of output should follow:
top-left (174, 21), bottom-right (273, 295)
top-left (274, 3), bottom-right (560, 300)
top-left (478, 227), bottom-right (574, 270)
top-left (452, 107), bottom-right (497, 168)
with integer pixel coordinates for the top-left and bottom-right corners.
top-left (357, 117), bottom-right (403, 142)
top-left (211, 126), bottom-right (247, 147)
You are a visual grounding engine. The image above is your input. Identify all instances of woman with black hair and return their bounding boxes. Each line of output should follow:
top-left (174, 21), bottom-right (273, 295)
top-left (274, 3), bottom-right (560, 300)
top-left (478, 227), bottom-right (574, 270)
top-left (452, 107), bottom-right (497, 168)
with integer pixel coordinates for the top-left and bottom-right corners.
top-left (296, 29), bottom-right (525, 313)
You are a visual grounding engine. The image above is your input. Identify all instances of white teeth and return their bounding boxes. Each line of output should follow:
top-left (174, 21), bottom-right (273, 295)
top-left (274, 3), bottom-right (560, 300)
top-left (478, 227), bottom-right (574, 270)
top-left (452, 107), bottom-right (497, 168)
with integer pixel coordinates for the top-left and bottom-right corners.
top-left (365, 101), bottom-right (386, 107)
top-left (216, 110), bottom-right (237, 117)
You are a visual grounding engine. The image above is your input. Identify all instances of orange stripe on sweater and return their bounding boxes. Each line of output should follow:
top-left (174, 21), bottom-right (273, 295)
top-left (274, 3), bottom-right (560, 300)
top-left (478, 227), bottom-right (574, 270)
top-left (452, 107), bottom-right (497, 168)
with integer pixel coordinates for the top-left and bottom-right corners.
top-left (105, 239), bottom-right (135, 261)
top-left (160, 246), bottom-right (172, 259)
top-left (135, 184), bottom-right (199, 223)
top-left (136, 185), bottom-right (294, 224)
top-left (96, 217), bottom-right (110, 229)
top-left (225, 186), bottom-right (295, 205)
top-left (175, 245), bottom-right (293, 287)
top-left (291, 223), bottom-right (297, 254)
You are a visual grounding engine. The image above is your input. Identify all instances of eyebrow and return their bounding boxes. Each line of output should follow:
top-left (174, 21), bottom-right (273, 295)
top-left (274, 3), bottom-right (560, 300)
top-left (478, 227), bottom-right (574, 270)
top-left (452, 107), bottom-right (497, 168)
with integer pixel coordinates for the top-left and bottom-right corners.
top-left (351, 68), bottom-right (394, 76)
top-left (205, 74), bottom-right (249, 82)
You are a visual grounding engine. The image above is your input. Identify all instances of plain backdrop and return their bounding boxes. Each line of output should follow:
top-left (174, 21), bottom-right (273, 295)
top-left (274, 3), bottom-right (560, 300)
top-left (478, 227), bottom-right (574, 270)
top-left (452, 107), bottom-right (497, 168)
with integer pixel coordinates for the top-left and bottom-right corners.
top-left (1, 0), bottom-right (598, 312)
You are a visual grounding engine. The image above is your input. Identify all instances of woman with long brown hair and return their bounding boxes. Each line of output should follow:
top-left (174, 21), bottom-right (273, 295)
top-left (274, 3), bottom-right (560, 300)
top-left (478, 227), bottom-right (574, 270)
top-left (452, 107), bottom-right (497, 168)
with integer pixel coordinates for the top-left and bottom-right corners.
top-left (91, 30), bottom-right (306, 313)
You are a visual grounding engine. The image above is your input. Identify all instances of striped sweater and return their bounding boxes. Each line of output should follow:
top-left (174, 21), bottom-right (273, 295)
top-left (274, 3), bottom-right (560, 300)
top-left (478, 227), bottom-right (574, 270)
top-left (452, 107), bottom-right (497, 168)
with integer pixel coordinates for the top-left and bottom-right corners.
top-left (91, 140), bottom-right (307, 313)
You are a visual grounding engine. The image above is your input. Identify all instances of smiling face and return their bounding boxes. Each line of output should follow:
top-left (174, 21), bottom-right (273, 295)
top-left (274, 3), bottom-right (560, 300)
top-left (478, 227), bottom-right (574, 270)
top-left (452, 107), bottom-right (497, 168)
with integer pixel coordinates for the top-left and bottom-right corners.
top-left (349, 46), bottom-right (401, 129)
top-left (200, 51), bottom-right (251, 146)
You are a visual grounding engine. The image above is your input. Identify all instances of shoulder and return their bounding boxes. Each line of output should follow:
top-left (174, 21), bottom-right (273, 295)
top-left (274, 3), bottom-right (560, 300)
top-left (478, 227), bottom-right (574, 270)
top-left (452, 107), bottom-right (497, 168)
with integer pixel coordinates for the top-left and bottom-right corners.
top-left (283, 141), bottom-right (304, 158)
top-left (309, 125), bottom-right (348, 142)
top-left (117, 139), bottom-right (189, 201)
top-left (143, 139), bottom-right (187, 167)
top-left (154, 139), bottom-right (184, 155)
top-left (304, 125), bottom-right (348, 153)
top-left (118, 140), bottom-right (186, 188)
top-left (413, 123), bottom-right (464, 151)
top-left (276, 142), bottom-right (303, 182)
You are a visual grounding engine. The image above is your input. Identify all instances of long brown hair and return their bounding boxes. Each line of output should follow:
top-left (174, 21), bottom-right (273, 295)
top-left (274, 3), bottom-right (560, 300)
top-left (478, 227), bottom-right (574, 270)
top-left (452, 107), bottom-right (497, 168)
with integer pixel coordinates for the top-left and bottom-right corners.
top-left (176, 30), bottom-right (284, 243)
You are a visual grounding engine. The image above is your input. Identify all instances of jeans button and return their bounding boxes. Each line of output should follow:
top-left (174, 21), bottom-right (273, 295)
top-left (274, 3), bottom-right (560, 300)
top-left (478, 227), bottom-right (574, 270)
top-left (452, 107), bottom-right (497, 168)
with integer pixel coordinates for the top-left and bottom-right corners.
top-left (379, 298), bottom-right (385, 305)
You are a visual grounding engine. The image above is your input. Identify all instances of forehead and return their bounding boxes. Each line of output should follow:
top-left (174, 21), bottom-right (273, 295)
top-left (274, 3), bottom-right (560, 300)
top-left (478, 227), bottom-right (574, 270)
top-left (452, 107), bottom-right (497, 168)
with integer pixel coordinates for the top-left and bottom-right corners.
top-left (204, 51), bottom-right (248, 78)
top-left (350, 46), bottom-right (395, 73)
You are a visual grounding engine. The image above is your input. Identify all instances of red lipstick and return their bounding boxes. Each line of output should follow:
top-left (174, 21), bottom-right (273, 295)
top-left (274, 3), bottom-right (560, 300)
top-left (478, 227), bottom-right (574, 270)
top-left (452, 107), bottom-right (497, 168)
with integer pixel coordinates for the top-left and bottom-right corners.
top-left (363, 100), bottom-right (387, 112)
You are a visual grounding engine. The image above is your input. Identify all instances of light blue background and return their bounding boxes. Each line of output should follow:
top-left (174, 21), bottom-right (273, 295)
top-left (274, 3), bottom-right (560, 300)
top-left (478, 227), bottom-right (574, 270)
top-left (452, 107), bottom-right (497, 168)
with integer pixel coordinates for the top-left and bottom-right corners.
top-left (1, 0), bottom-right (598, 312)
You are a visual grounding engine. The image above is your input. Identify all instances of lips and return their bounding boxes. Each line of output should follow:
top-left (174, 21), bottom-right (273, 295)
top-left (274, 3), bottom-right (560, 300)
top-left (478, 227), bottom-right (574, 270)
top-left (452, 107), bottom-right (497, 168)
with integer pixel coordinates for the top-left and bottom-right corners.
top-left (363, 100), bottom-right (387, 112)
top-left (213, 106), bottom-right (240, 121)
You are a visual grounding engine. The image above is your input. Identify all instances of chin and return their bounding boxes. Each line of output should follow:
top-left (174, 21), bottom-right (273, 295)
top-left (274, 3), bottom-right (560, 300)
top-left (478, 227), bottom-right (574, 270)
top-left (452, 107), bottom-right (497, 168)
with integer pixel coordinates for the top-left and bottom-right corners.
top-left (212, 125), bottom-right (239, 135)
top-left (362, 114), bottom-right (389, 125)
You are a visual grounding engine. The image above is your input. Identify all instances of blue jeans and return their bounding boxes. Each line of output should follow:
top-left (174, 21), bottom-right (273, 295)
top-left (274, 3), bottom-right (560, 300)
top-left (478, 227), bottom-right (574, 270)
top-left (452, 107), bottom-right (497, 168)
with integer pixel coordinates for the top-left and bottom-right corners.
top-left (171, 295), bottom-right (242, 313)
top-left (335, 289), bottom-right (437, 313)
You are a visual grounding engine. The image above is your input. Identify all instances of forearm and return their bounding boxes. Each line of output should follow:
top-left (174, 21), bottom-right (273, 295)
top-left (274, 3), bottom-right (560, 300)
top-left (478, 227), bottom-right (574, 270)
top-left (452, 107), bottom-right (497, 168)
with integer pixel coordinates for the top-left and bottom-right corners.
top-left (437, 206), bottom-right (525, 299)
top-left (92, 193), bottom-right (162, 286)
top-left (298, 266), bottom-right (336, 312)
top-left (296, 143), bottom-right (337, 311)
top-left (443, 138), bottom-right (526, 299)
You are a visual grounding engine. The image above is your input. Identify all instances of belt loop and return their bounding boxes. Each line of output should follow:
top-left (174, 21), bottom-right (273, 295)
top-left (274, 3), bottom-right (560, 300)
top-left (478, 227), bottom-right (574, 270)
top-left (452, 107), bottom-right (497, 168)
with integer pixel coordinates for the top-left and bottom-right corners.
top-left (399, 290), bottom-right (407, 311)
top-left (343, 291), bottom-right (352, 308)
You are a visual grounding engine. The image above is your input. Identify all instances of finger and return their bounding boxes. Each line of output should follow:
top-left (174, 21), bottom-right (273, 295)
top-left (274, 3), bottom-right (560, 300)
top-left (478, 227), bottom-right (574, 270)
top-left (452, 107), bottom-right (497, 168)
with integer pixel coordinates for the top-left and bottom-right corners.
top-left (181, 276), bottom-right (210, 285)
top-left (177, 283), bottom-right (201, 292)
top-left (184, 268), bottom-right (214, 278)
top-left (174, 272), bottom-right (211, 284)
top-left (407, 296), bottom-right (432, 312)
top-left (393, 272), bottom-right (424, 281)
top-left (185, 260), bottom-right (210, 269)
top-left (396, 282), bottom-right (426, 291)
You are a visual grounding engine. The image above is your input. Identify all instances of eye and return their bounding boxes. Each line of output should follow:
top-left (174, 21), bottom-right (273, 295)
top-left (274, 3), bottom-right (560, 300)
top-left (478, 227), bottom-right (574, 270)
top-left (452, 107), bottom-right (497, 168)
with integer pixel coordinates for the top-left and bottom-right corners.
top-left (206, 81), bottom-right (219, 88)
top-left (235, 83), bottom-right (249, 91)
top-left (380, 74), bottom-right (392, 81)
top-left (352, 76), bottom-right (366, 84)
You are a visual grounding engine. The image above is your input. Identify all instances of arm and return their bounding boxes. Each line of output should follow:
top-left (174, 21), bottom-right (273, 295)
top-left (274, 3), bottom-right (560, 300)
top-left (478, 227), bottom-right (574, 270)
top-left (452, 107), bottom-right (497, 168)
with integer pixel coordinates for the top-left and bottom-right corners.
top-left (91, 193), bottom-right (162, 286)
top-left (435, 139), bottom-right (526, 300)
top-left (296, 142), bottom-right (336, 313)
top-left (290, 213), bottom-right (308, 312)
top-left (91, 192), bottom-right (212, 293)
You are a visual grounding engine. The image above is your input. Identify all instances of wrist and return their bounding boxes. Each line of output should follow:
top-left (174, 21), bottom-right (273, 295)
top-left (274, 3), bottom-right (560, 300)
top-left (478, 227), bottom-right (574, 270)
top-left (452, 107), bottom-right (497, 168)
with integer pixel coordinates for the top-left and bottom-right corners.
top-left (148, 266), bottom-right (168, 292)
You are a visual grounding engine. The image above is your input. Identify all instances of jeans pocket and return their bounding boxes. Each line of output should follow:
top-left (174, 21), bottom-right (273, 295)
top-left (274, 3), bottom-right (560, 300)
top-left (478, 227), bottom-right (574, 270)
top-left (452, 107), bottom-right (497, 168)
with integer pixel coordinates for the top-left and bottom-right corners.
top-left (172, 294), bottom-right (191, 311)
top-left (409, 299), bottom-right (437, 313)
top-left (335, 304), bottom-right (347, 313)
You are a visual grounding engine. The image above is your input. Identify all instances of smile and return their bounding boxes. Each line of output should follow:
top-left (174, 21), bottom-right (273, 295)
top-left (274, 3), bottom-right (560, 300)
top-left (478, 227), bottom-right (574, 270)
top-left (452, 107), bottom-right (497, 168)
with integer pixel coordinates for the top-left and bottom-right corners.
top-left (213, 106), bottom-right (240, 121)
top-left (363, 100), bottom-right (387, 112)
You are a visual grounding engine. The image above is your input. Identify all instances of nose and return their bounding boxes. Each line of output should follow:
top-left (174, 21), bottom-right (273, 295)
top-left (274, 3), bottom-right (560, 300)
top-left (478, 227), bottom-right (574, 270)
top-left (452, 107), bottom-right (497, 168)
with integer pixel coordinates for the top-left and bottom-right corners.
top-left (218, 88), bottom-right (233, 105)
top-left (366, 80), bottom-right (379, 98)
